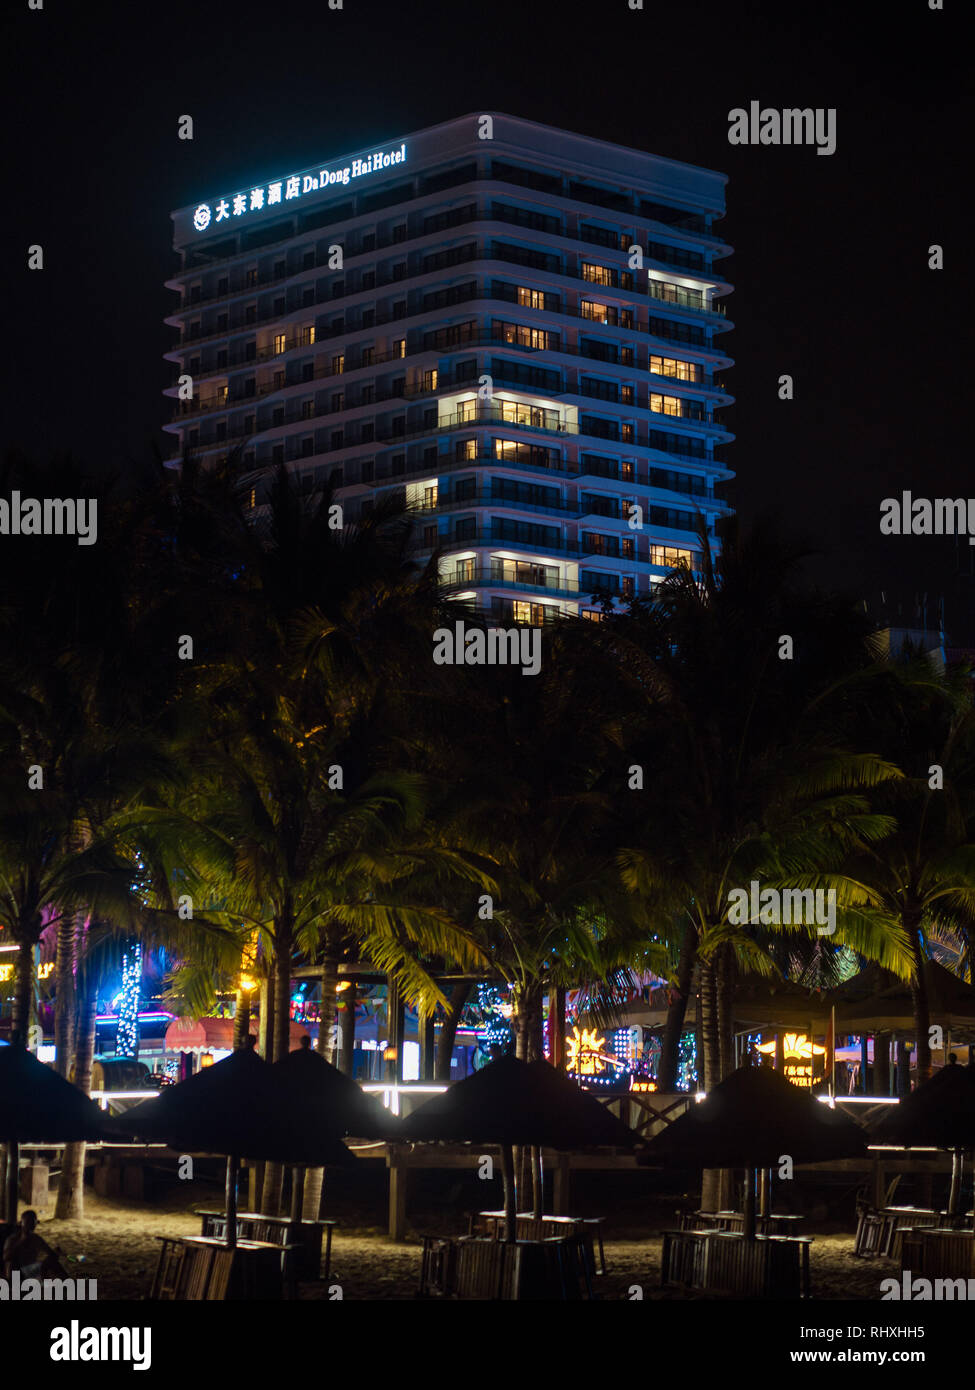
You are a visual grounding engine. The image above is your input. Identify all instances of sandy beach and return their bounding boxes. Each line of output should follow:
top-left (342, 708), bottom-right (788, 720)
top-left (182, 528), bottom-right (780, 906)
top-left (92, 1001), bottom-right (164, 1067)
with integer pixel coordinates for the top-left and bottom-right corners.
top-left (22, 1180), bottom-right (890, 1301)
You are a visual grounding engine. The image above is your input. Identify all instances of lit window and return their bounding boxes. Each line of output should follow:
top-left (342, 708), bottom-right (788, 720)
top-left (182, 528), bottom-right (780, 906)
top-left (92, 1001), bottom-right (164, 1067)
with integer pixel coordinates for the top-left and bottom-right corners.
top-left (649, 545), bottom-right (694, 568)
top-left (331, 354), bottom-right (345, 375)
top-left (517, 287), bottom-right (545, 309)
top-left (581, 262), bottom-right (613, 285)
top-left (273, 333), bottom-right (286, 355)
top-left (423, 369), bottom-right (439, 391)
top-left (394, 339), bottom-right (406, 358)
top-left (650, 393), bottom-right (682, 417)
top-left (650, 355), bottom-right (698, 382)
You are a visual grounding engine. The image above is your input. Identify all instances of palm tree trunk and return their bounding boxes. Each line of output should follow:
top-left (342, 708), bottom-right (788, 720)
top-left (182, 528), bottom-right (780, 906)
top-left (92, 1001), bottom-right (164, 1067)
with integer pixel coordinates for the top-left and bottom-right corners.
top-left (261, 912), bottom-right (294, 1215)
top-left (699, 955), bottom-right (721, 1212)
top-left (302, 946), bottom-right (341, 1221)
top-left (232, 985), bottom-right (251, 1050)
top-left (435, 981), bottom-right (471, 1079)
top-left (699, 957), bottom-right (719, 1090)
top-left (716, 943), bottom-right (736, 1080)
top-left (658, 924), bottom-right (698, 1090)
top-left (317, 948), bottom-right (340, 1064)
top-left (11, 916), bottom-right (41, 1049)
top-left (54, 910), bottom-right (81, 1078)
top-left (55, 976), bottom-right (98, 1219)
top-left (907, 914), bottom-right (931, 1083)
top-left (716, 946), bottom-right (738, 1209)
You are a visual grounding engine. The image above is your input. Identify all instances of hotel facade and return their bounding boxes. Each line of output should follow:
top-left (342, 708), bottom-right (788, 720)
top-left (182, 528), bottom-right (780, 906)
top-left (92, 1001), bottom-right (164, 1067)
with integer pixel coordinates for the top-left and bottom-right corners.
top-left (164, 114), bottom-right (734, 621)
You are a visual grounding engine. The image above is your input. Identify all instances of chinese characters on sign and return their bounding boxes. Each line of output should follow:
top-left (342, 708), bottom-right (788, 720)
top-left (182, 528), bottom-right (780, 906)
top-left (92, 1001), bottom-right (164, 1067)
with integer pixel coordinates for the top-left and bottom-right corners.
top-left (756, 1033), bottom-right (826, 1087)
top-left (192, 142), bottom-right (408, 234)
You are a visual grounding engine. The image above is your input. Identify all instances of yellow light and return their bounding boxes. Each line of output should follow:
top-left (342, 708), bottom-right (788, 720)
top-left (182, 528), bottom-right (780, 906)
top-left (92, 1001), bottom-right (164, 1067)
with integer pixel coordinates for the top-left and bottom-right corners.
top-left (38, 962), bottom-right (54, 980)
top-left (756, 1033), bottom-right (825, 1061)
top-left (0, 964), bottom-right (12, 982)
top-left (336, 980), bottom-right (351, 992)
top-left (565, 1026), bottom-right (608, 1076)
top-left (239, 974), bottom-right (258, 993)
top-left (756, 1033), bottom-right (826, 1087)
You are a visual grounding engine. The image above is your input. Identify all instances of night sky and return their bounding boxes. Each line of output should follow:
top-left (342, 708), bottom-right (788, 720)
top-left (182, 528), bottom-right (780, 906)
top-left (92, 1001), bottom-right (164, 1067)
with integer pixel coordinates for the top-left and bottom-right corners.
top-left (4, 0), bottom-right (968, 637)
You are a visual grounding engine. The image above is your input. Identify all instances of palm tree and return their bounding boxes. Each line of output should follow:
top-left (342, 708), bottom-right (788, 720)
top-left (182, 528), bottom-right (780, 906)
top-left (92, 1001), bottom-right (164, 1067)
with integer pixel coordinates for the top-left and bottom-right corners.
top-left (833, 661), bottom-right (975, 1082)
top-left (603, 521), bottom-right (911, 1098)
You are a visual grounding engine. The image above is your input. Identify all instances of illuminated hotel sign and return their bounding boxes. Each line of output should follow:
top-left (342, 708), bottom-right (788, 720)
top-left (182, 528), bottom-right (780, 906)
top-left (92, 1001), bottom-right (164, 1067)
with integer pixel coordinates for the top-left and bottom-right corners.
top-left (192, 142), bottom-right (408, 233)
top-left (756, 1033), bottom-right (826, 1087)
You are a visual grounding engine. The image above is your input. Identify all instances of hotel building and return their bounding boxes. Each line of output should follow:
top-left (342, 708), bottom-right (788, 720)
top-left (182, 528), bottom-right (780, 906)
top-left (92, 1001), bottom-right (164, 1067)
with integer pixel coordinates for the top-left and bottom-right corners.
top-left (164, 114), bottom-right (734, 621)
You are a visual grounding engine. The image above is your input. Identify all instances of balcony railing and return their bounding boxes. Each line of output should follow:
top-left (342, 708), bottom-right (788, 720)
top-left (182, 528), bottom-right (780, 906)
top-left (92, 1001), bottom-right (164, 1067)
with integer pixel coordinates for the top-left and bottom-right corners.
top-left (170, 244), bottom-right (728, 354)
top-left (170, 194), bottom-right (728, 315)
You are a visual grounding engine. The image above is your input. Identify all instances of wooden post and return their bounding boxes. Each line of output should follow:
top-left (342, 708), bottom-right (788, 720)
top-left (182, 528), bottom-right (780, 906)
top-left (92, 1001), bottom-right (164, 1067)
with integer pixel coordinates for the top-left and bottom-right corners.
top-left (419, 1007), bottom-right (436, 1081)
top-left (552, 986), bottom-right (567, 1070)
top-left (501, 1143), bottom-right (517, 1244)
top-left (290, 1166), bottom-right (306, 1222)
top-left (386, 978), bottom-right (404, 1084)
top-left (860, 1034), bottom-right (870, 1094)
top-left (387, 1145), bottom-right (407, 1241)
top-left (896, 1039), bottom-right (910, 1096)
top-left (875, 1031), bottom-right (891, 1096)
top-left (742, 1167), bottom-right (756, 1239)
top-left (552, 1152), bottom-right (571, 1216)
top-left (225, 1155), bottom-right (239, 1249)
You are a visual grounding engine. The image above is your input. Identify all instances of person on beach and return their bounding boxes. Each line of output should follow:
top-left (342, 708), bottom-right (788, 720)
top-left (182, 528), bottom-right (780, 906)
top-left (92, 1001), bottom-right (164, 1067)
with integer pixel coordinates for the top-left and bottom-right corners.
top-left (2, 1209), bottom-right (65, 1278)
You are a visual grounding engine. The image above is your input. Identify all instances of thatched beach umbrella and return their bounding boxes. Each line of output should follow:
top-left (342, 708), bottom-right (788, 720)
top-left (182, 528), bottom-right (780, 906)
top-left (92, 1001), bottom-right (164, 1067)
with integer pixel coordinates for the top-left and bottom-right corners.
top-left (116, 1041), bottom-right (354, 1246)
top-left (399, 1055), bottom-right (638, 1241)
top-left (0, 1043), bottom-right (111, 1223)
top-left (639, 1064), bottom-right (868, 1237)
top-left (871, 1056), bottom-right (975, 1225)
top-left (270, 1036), bottom-right (400, 1219)
top-left (271, 1037), bottom-right (398, 1140)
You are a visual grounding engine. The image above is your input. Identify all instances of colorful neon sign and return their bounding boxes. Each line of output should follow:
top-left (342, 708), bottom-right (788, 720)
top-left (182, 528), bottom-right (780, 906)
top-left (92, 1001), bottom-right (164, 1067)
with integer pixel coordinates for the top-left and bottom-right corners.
top-left (192, 142), bottom-right (408, 234)
top-left (756, 1033), bottom-right (826, 1087)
